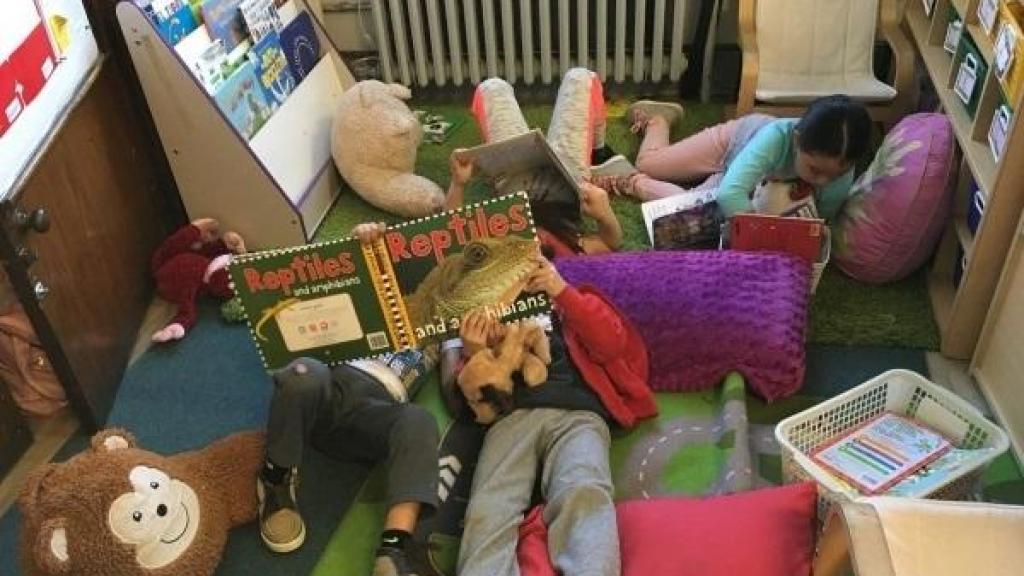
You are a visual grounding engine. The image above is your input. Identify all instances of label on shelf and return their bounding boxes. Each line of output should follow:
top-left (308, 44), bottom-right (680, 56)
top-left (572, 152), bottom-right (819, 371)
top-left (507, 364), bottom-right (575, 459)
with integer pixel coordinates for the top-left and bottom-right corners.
top-left (978, 0), bottom-right (1000, 36)
top-left (945, 19), bottom-right (964, 54)
top-left (988, 104), bottom-right (1011, 162)
top-left (994, 22), bottom-right (1017, 81)
top-left (954, 53), bottom-right (980, 105)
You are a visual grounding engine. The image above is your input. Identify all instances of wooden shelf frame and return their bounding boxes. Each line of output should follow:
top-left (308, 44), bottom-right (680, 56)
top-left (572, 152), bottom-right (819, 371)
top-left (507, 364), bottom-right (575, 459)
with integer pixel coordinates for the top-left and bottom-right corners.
top-left (115, 0), bottom-right (355, 250)
top-left (907, 0), bottom-right (1024, 359)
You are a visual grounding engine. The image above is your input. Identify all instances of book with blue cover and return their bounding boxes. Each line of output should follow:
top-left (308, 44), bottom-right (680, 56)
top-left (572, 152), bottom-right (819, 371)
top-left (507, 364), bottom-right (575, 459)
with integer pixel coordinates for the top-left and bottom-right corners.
top-left (249, 32), bottom-right (295, 109)
top-left (277, 9), bottom-right (321, 82)
top-left (150, 2), bottom-right (200, 45)
top-left (201, 0), bottom-right (246, 51)
top-left (213, 60), bottom-right (272, 139)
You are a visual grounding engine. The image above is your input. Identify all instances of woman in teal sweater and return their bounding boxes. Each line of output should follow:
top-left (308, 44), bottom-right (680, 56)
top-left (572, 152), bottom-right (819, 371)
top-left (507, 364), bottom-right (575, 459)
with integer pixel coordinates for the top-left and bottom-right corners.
top-left (594, 95), bottom-right (872, 222)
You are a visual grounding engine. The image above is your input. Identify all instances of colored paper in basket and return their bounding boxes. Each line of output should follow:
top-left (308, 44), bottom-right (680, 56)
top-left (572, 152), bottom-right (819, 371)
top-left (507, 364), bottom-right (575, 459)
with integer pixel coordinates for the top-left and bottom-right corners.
top-left (811, 412), bottom-right (953, 495)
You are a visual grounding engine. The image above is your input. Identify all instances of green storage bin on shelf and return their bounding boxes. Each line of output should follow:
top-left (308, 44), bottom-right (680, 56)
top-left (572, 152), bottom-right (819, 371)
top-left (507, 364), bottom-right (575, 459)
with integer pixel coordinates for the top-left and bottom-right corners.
top-left (954, 34), bottom-right (989, 118)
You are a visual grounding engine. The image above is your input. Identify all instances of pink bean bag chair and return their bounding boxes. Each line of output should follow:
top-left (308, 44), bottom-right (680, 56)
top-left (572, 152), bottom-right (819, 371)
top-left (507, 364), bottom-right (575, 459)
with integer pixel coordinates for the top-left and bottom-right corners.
top-left (834, 113), bottom-right (955, 283)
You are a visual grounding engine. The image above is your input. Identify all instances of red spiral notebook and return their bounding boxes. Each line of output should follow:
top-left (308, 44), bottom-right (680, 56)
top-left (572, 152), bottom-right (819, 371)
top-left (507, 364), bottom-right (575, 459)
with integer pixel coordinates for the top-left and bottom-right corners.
top-left (729, 214), bottom-right (825, 265)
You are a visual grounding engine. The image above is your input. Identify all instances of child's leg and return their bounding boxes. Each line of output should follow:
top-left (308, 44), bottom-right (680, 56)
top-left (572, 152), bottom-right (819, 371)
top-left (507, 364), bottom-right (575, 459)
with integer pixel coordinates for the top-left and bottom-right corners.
top-left (547, 67), bottom-right (604, 179)
top-left (636, 117), bottom-right (739, 183)
top-left (264, 358), bottom-right (335, 469)
top-left (458, 409), bottom-right (547, 576)
top-left (541, 411), bottom-right (619, 576)
top-left (471, 77), bottom-right (530, 143)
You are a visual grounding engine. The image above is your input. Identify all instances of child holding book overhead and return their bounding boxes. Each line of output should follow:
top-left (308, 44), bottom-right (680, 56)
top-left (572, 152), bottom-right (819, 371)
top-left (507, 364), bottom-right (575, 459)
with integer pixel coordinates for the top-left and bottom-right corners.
top-left (256, 222), bottom-right (438, 576)
top-left (445, 254), bottom-right (656, 576)
top-left (591, 94), bottom-right (873, 223)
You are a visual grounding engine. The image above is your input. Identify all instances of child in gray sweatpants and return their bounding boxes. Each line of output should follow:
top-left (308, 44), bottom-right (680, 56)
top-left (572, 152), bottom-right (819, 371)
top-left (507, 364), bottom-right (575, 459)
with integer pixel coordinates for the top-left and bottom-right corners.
top-left (450, 255), bottom-right (656, 576)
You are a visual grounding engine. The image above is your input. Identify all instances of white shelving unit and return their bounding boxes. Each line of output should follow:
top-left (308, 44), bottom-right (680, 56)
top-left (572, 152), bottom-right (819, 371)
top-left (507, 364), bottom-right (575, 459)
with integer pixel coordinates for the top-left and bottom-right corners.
top-left (905, 0), bottom-right (1024, 359)
top-left (115, 0), bottom-right (354, 249)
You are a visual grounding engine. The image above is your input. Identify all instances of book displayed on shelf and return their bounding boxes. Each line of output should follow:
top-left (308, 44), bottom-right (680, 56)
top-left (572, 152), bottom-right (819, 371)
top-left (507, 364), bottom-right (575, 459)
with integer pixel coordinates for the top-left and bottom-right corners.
top-left (988, 104), bottom-right (1011, 162)
top-left (239, 0), bottom-right (283, 44)
top-left (978, 0), bottom-right (999, 36)
top-left (278, 9), bottom-right (321, 81)
top-left (229, 192), bottom-right (549, 369)
top-left (811, 412), bottom-right (954, 495)
top-left (201, 0), bottom-right (246, 51)
top-left (213, 59), bottom-right (271, 139)
top-left (463, 129), bottom-right (582, 214)
top-left (249, 31), bottom-right (294, 108)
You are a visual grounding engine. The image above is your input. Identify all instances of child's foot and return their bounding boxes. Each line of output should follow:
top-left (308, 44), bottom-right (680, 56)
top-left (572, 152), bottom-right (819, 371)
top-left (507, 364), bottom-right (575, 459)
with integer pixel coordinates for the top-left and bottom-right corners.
top-left (151, 323), bottom-right (186, 343)
top-left (590, 172), bottom-right (641, 198)
top-left (257, 468), bottom-right (306, 553)
top-left (591, 154), bottom-right (637, 178)
top-left (373, 545), bottom-right (418, 576)
top-left (627, 100), bottom-right (686, 134)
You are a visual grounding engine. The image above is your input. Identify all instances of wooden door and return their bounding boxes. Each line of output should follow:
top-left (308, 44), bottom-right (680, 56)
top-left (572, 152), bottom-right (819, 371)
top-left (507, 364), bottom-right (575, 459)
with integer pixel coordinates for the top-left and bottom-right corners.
top-left (1, 62), bottom-right (170, 429)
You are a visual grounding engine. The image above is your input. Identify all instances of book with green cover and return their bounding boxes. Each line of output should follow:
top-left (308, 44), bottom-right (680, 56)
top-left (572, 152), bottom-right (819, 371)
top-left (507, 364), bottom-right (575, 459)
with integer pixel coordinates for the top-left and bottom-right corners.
top-left (229, 192), bottom-right (548, 369)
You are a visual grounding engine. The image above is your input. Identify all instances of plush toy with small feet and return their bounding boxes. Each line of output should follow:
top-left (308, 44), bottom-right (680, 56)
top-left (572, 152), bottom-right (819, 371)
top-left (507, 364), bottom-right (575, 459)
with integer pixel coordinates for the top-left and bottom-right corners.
top-left (151, 218), bottom-right (246, 343)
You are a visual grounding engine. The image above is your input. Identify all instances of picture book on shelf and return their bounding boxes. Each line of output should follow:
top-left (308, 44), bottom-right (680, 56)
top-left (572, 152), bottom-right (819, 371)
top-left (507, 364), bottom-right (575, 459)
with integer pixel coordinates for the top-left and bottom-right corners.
top-left (201, 0), bottom-right (247, 51)
top-left (248, 31), bottom-right (294, 108)
top-left (277, 9), bottom-right (320, 81)
top-left (811, 412), bottom-right (953, 495)
top-left (463, 129), bottom-right (582, 215)
top-left (239, 0), bottom-right (283, 44)
top-left (213, 59), bottom-right (271, 139)
top-left (149, 1), bottom-right (200, 45)
top-left (229, 192), bottom-right (549, 370)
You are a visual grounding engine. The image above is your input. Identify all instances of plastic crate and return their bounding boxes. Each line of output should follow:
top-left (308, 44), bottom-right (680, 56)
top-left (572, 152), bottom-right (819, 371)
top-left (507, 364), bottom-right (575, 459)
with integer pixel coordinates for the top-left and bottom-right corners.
top-left (776, 370), bottom-right (1008, 512)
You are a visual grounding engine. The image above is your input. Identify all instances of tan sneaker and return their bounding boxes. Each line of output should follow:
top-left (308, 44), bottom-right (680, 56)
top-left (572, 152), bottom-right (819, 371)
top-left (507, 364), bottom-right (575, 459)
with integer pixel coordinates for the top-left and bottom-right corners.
top-left (628, 100), bottom-right (686, 132)
top-left (257, 469), bottom-right (306, 553)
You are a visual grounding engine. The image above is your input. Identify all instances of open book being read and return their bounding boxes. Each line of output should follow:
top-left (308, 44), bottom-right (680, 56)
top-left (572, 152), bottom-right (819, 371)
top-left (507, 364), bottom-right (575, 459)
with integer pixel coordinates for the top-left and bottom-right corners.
top-left (229, 192), bottom-right (550, 369)
top-left (462, 128), bottom-right (582, 215)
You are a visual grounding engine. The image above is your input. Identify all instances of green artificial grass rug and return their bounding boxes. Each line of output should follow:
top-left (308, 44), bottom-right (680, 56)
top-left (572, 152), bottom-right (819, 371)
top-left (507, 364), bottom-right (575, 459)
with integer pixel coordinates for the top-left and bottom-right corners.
top-left (317, 101), bottom-right (940, 349)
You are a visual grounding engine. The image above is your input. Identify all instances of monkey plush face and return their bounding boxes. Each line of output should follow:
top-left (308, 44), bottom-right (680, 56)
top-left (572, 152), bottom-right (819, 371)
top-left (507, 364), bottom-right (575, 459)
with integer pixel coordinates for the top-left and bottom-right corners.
top-left (106, 465), bottom-right (202, 569)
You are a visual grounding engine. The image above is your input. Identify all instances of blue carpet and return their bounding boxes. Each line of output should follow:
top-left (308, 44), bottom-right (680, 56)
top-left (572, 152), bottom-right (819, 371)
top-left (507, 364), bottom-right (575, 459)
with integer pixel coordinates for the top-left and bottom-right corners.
top-left (0, 301), bottom-right (368, 575)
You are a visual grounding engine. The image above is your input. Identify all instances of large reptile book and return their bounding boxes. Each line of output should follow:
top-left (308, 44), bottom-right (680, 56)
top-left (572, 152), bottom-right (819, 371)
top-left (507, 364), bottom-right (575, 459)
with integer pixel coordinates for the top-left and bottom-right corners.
top-left (229, 192), bottom-right (549, 369)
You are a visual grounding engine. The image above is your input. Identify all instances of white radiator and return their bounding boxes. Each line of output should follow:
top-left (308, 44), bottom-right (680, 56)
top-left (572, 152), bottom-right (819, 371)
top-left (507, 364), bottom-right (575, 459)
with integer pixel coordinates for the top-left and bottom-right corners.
top-left (370, 0), bottom-right (691, 87)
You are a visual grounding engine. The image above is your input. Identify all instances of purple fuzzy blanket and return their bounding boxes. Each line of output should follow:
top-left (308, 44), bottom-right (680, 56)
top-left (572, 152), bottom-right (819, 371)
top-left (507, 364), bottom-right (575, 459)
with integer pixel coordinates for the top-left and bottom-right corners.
top-left (555, 250), bottom-right (810, 401)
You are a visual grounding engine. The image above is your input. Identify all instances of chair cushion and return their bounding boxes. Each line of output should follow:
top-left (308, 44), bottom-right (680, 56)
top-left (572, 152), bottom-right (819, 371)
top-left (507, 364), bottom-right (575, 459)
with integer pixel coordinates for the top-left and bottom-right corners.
top-left (555, 250), bottom-right (810, 401)
top-left (834, 113), bottom-right (955, 283)
top-left (757, 72), bottom-right (898, 103)
top-left (755, 0), bottom-right (893, 103)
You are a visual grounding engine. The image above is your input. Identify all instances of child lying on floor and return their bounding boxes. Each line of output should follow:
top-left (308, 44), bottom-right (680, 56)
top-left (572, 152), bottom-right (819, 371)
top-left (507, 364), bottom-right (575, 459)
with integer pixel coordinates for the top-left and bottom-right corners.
top-left (444, 255), bottom-right (656, 576)
top-left (591, 94), bottom-right (873, 223)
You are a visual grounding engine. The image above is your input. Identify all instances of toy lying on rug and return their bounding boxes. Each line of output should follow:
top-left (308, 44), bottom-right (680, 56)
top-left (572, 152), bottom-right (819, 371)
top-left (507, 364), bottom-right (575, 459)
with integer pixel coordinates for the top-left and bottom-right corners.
top-left (17, 428), bottom-right (264, 576)
top-left (457, 319), bottom-right (552, 423)
top-left (151, 218), bottom-right (246, 343)
top-left (331, 80), bottom-right (445, 217)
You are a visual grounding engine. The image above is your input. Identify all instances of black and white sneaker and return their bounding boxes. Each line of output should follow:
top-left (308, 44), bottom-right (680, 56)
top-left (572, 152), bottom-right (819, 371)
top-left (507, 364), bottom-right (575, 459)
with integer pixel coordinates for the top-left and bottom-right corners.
top-left (373, 545), bottom-right (420, 576)
top-left (256, 469), bottom-right (306, 553)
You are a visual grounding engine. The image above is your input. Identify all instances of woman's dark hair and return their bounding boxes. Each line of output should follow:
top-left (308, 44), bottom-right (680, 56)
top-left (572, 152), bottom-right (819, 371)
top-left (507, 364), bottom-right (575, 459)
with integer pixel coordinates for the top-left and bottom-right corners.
top-left (794, 94), bottom-right (872, 163)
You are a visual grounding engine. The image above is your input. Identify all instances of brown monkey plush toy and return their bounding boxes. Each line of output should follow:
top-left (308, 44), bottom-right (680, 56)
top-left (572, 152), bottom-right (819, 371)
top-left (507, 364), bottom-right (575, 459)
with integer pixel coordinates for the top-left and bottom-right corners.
top-left (17, 428), bottom-right (263, 576)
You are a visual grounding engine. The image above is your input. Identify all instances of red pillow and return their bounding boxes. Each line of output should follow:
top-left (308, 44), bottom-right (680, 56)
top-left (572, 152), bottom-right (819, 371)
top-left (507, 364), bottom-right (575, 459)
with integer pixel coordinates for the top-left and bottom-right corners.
top-left (616, 482), bottom-right (817, 576)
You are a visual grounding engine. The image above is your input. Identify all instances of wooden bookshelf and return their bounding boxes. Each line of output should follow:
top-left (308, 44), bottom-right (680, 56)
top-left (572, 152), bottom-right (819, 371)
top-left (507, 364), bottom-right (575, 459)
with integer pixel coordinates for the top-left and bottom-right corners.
top-left (906, 0), bottom-right (1024, 359)
top-left (115, 0), bottom-right (354, 249)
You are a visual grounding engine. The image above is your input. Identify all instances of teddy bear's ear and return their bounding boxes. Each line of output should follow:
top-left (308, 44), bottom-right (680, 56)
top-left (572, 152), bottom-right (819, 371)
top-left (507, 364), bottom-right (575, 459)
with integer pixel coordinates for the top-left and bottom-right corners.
top-left (387, 83), bottom-right (412, 101)
top-left (33, 517), bottom-right (72, 574)
top-left (90, 428), bottom-right (136, 452)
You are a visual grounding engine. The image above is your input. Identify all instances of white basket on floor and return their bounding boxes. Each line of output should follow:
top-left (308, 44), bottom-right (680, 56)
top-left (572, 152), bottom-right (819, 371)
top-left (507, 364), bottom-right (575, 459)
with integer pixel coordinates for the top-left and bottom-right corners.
top-left (775, 369), bottom-right (1008, 511)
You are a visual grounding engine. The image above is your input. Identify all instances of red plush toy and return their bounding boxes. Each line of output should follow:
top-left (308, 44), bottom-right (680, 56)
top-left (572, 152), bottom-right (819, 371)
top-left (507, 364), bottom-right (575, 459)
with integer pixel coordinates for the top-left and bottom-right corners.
top-left (151, 218), bottom-right (246, 343)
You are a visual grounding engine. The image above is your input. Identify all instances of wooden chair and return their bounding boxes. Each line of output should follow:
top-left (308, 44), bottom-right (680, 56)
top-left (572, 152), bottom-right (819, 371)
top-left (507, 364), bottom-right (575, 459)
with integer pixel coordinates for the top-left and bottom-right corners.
top-left (736, 0), bottom-right (916, 123)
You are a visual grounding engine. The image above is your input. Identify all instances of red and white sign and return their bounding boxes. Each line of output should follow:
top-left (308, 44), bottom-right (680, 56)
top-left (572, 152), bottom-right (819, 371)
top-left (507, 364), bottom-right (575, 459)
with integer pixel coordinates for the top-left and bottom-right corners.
top-left (1, 0), bottom-right (56, 137)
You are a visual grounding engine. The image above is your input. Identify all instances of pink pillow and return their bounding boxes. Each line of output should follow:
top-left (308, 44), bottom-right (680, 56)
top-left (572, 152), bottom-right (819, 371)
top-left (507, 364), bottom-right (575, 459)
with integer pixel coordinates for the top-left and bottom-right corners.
top-left (834, 113), bottom-right (954, 283)
top-left (516, 482), bottom-right (818, 576)
top-left (616, 482), bottom-right (817, 576)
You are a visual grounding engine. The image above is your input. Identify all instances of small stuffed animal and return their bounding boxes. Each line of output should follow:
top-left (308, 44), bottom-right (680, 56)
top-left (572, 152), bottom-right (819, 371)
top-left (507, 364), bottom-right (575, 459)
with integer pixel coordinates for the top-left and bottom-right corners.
top-left (331, 80), bottom-right (445, 218)
top-left (151, 218), bottom-right (246, 343)
top-left (17, 428), bottom-right (264, 576)
top-left (457, 319), bottom-right (552, 424)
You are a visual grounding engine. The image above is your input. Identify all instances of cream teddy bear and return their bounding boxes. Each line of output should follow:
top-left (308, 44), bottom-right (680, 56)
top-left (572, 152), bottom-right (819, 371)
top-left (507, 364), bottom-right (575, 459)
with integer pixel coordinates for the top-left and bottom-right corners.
top-left (331, 80), bottom-right (445, 217)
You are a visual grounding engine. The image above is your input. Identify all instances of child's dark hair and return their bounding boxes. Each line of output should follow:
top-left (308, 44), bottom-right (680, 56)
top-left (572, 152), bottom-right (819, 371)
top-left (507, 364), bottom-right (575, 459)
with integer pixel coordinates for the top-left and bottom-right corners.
top-left (531, 200), bottom-right (584, 257)
top-left (794, 95), bottom-right (872, 163)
